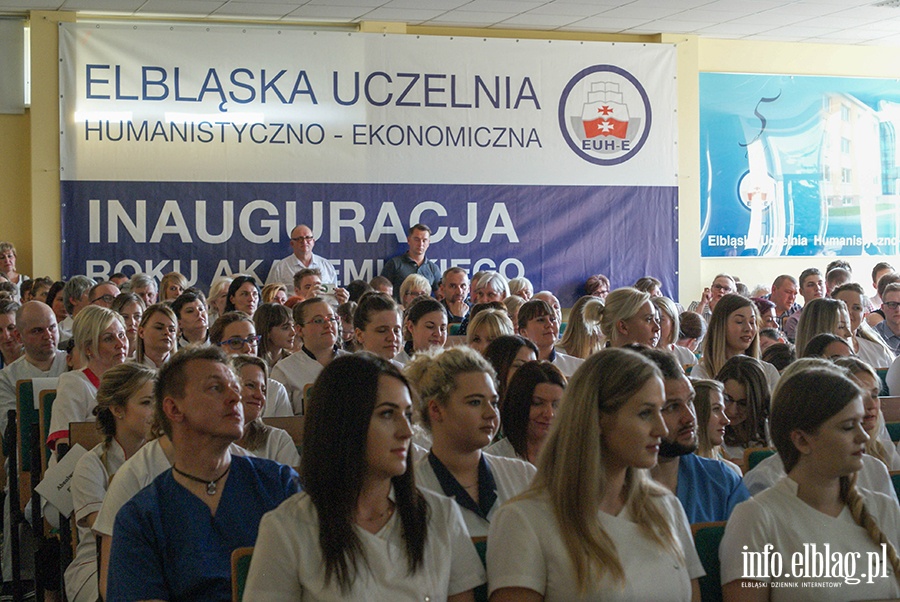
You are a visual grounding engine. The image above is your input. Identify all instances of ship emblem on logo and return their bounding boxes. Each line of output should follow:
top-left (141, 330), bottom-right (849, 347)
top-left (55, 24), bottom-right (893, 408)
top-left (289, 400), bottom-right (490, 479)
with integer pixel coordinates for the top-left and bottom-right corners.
top-left (558, 65), bottom-right (652, 166)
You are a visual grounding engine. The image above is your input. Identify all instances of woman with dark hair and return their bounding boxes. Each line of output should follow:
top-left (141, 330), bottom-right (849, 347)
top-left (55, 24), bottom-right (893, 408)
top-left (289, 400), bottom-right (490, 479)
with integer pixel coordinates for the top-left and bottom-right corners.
top-left (170, 291), bottom-right (208, 347)
top-left (483, 335), bottom-right (538, 404)
top-left (46, 280), bottom-right (69, 324)
top-left (802, 332), bottom-right (853, 359)
top-left (353, 292), bottom-right (403, 363)
top-left (715, 355), bottom-right (771, 464)
top-left (487, 361), bottom-right (566, 464)
top-left (721, 367), bottom-right (900, 600)
top-left (253, 302), bottom-right (295, 368)
top-left (224, 275), bottom-right (260, 316)
top-left (243, 353), bottom-right (484, 598)
top-left (395, 297), bottom-right (448, 365)
top-left (111, 293), bottom-right (145, 358)
top-left (66, 363), bottom-right (156, 602)
top-left (750, 297), bottom-right (779, 330)
top-left (584, 273), bottom-right (610, 299)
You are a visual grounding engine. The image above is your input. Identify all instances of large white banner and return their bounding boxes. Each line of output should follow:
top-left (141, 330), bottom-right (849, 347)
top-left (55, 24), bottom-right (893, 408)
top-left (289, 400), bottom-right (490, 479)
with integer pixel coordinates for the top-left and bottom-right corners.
top-left (59, 23), bottom-right (678, 301)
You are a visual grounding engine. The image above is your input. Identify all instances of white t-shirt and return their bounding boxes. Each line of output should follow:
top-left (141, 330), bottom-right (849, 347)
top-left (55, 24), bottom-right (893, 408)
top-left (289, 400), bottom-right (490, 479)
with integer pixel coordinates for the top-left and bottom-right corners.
top-left (551, 351), bottom-right (583, 378)
top-left (270, 350), bottom-right (347, 415)
top-left (671, 345), bottom-right (699, 370)
top-left (245, 427), bottom-right (300, 467)
top-left (857, 336), bottom-right (895, 370)
top-left (0, 351), bottom-right (67, 434)
top-left (488, 490), bottom-right (704, 601)
top-left (415, 452), bottom-right (536, 538)
top-left (743, 452), bottom-right (898, 502)
top-left (242, 487), bottom-right (485, 600)
top-left (91, 439), bottom-right (252, 537)
top-left (48, 369), bottom-right (98, 446)
top-left (65, 440), bottom-right (126, 602)
top-left (721, 477), bottom-right (900, 601)
top-left (263, 378), bottom-right (293, 418)
top-left (690, 357), bottom-right (781, 395)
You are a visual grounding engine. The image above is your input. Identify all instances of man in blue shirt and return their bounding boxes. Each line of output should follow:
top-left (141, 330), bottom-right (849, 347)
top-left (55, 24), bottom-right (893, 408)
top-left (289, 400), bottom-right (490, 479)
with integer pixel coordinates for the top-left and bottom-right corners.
top-left (381, 223), bottom-right (441, 302)
top-left (635, 347), bottom-right (750, 523)
top-left (107, 346), bottom-right (299, 602)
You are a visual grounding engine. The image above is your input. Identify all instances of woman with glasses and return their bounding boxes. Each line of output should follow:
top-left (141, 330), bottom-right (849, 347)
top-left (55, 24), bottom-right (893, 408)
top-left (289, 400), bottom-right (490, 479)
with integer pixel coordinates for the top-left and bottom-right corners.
top-left (688, 273), bottom-right (736, 323)
top-left (209, 311), bottom-right (292, 417)
top-left (271, 298), bottom-right (346, 415)
top-left (517, 299), bottom-right (583, 378)
top-left (135, 304), bottom-right (177, 369)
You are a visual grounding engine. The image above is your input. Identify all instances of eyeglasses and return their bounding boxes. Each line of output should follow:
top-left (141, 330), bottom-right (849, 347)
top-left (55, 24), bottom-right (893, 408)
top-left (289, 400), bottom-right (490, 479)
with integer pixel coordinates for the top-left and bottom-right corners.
top-left (291, 236), bottom-right (315, 242)
top-left (711, 284), bottom-right (733, 292)
top-left (884, 302), bottom-right (900, 311)
top-left (91, 294), bottom-right (116, 305)
top-left (219, 335), bottom-right (261, 349)
top-left (302, 316), bottom-right (339, 326)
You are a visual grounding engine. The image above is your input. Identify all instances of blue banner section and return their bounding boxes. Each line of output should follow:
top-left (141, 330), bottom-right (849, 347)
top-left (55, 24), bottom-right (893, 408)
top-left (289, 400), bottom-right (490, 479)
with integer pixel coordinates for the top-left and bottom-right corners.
top-left (61, 181), bottom-right (678, 303)
top-left (700, 73), bottom-right (900, 258)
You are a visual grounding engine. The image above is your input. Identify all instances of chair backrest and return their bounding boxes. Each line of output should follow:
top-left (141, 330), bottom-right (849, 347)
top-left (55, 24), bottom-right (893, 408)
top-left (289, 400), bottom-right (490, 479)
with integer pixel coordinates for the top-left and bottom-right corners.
top-left (890, 471), bottom-right (900, 502)
top-left (15, 380), bottom-right (38, 474)
top-left (877, 368), bottom-right (890, 396)
top-left (881, 396), bottom-right (900, 423)
top-left (69, 421), bottom-right (104, 453)
top-left (887, 422), bottom-right (900, 443)
top-left (692, 521), bottom-right (727, 602)
top-left (742, 446), bottom-right (775, 472)
top-left (471, 536), bottom-right (488, 602)
top-left (231, 546), bottom-right (254, 602)
top-left (38, 389), bottom-right (57, 473)
top-left (262, 416), bottom-right (305, 450)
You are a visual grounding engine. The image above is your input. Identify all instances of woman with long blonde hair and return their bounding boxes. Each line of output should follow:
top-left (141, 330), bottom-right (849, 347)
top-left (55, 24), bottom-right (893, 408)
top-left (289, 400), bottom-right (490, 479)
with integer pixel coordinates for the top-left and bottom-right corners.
top-left (487, 348), bottom-right (703, 601)
top-left (598, 287), bottom-right (660, 348)
top-left (558, 295), bottom-right (605, 359)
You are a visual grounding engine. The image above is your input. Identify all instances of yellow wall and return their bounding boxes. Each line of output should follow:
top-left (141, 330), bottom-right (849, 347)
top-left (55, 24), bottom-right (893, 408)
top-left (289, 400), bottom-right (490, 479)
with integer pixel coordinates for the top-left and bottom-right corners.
top-left (7, 12), bottom-right (900, 302)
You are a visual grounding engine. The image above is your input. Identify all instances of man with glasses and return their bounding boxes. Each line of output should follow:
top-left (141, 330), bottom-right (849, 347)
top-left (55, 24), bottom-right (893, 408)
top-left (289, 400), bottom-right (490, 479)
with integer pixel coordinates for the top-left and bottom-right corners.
top-left (266, 224), bottom-right (343, 295)
top-left (271, 297), bottom-right (347, 414)
top-left (88, 281), bottom-right (121, 309)
top-left (875, 283), bottom-right (900, 354)
top-left (688, 274), bottom-right (735, 323)
top-left (208, 312), bottom-right (292, 417)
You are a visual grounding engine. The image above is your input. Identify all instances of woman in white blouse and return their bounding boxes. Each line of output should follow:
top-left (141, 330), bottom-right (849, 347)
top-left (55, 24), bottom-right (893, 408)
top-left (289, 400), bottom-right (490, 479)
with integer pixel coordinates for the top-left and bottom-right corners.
top-left (721, 365), bottom-right (900, 601)
top-left (243, 353), bottom-right (484, 600)
top-left (66, 362), bottom-right (156, 602)
top-left (135, 303), bottom-right (177, 368)
top-left (487, 348), bottom-right (703, 601)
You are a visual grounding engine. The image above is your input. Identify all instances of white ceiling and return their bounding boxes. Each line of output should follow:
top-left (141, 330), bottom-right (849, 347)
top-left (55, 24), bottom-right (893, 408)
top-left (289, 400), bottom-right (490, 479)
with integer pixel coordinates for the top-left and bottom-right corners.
top-left (3, 0), bottom-right (900, 45)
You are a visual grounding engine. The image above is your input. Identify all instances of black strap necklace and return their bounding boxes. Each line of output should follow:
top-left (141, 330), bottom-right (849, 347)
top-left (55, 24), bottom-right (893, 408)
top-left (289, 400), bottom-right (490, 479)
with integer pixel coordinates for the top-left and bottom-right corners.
top-left (172, 464), bottom-right (231, 496)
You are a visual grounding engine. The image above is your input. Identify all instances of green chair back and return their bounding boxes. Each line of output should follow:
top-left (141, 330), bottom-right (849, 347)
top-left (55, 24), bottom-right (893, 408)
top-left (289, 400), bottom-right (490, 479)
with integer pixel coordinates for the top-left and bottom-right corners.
top-left (890, 472), bottom-right (900, 502)
top-left (449, 323), bottom-right (461, 336)
top-left (888, 422), bottom-right (900, 443)
top-left (472, 537), bottom-right (488, 602)
top-left (15, 380), bottom-right (39, 472)
top-left (39, 390), bottom-right (57, 470)
top-left (877, 368), bottom-right (890, 396)
top-left (746, 449), bottom-right (775, 472)
top-left (231, 547), bottom-right (253, 602)
top-left (692, 522), bottom-right (726, 602)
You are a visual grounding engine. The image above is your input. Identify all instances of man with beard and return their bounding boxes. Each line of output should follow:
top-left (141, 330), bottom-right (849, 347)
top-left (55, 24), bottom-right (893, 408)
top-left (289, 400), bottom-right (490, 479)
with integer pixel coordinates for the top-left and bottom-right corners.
top-left (439, 267), bottom-right (470, 323)
top-left (633, 347), bottom-right (750, 523)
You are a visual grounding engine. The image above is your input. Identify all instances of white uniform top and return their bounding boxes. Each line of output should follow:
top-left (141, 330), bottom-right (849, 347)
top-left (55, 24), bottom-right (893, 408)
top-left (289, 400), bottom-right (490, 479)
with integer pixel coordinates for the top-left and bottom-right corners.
top-left (59, 316), bottom-right (74, 344)
top-left (263, 378), bottom-right (293, 418)
top-left (487, 491), bottom-right (704, 601)
top-left (0, 351), bottom-right (67, 434)
top-left (884, 353), bottom-right (900, 397)
top-left (721, 477), bottom-right (900, 601)
top-left (246, 427), bottom-right (300, 467)
top-left (91, 439), bottom-right (252, 537)
top-left (485, 438), bottom-right (525, 462)
top-left (743, 452), bottom-right (898, 502)
top-left (48, 369), bottom-right (98, 446)
top-left (690, 358), bottom-right (781, 395)
top-left (857, 336), bottom-right (895, 370)
top-left (551, 351), bottom-right (583, 378)
top-left (393, 348), bottom-right (412, 367)
top-left (265, 253), bottom-right (339, 289)
top-left (65, 440), bottom-right (126, 602)
top-left (243, 487), bottom-right (485, 600)
top-left (671, 345), bottom-right (699, 370)
top-left (270, 349), bottom-right (347, 415)
top-left (415, 452), bottom-right (536, 538)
